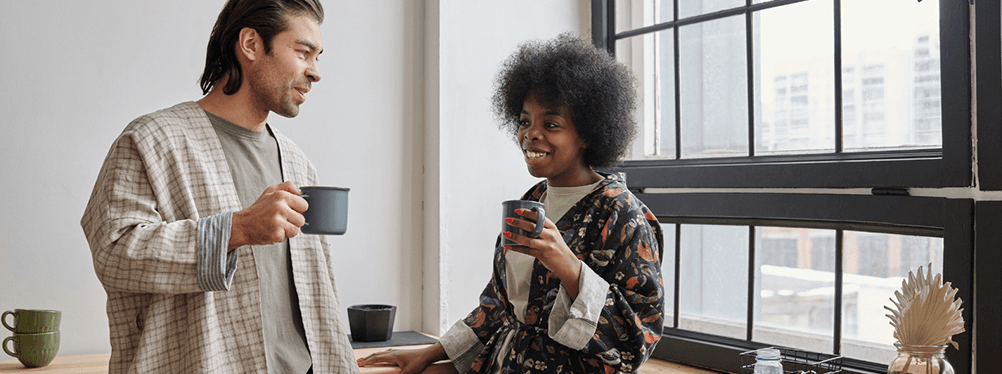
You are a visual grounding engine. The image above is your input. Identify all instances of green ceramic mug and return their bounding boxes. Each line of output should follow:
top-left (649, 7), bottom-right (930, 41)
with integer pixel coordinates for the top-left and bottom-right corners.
top-left (3, 331), bottom-right (60, 368)
top-left (2, 309), bottom-right (61, 333)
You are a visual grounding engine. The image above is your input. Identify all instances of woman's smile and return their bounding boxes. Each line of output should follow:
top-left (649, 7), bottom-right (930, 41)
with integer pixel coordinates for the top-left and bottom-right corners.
top-left (523, 148), bottom-right (549, 160)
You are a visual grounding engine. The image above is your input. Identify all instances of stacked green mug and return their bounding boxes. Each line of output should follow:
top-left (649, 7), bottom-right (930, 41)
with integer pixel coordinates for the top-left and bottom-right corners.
top-left (3, 309), bottom-right (61, 368)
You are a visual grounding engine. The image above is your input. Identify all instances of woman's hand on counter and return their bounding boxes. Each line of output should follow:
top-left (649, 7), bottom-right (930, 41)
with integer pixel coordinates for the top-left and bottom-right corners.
top-left (356, 342), bottom-right (448, 374)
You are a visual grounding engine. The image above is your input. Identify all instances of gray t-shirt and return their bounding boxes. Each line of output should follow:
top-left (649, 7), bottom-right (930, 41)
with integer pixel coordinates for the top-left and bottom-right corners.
top-left (206, 110), bottom-right (312, 374)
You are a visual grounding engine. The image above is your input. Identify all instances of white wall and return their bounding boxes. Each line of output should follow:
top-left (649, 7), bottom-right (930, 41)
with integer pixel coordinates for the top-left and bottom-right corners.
top-left (427, 0), bottom-right (588, 334)
top-left (0, 0), bottom-right (588, 358)
top-left (2, 1), bottom-right (227, 356)
top-left (0, 0), bottom-right (427, 356)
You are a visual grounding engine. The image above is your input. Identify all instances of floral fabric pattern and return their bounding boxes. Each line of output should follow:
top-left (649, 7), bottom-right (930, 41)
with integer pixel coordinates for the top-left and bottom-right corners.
top-left (462, 172), bottom-right (664, 373)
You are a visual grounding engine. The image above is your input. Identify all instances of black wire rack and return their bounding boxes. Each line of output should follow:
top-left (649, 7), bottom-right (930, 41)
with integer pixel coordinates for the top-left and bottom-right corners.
top-left (738, 347), bottom-right (843, 374)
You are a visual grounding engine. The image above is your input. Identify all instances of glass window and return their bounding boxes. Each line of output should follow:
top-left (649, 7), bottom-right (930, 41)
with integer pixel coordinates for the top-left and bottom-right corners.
top-left (841, 0), bottom-right (940, 151)
top-left (679, 15), bottom-right (748, 158)
top-left (679, 0), bottom-right (743, 19)
top-left (754, 227), bottom-right (835, 355)
top-left (660, 222), bottom-right (945, 364)
top-left (754, 0), bottom-right (835, 155)
top-left (678, 224), bottom-right (748, 339)
top-left (660, 223), bottom-right (677, 327)
top-left (615, 0), bottom-right (673, 34)
top-left (841, 232), bottom-right (944, 363)
top-left (603, 0), bottom-right (975, 372)
top-left (656, 28), bottom-right (677, 158)
top-left (658, 0), bottom-right (674, 23)
top-left (624, 0), bottom-right (944, 163)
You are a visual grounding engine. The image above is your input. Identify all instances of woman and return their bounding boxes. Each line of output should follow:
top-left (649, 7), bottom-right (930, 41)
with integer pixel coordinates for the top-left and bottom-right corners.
top-left (358, 33), bottom-right (664, 374)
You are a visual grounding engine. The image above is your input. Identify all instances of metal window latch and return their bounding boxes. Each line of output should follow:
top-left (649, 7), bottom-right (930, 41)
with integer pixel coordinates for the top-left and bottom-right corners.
top-left (918, 0), bottom-right (974, 4)
top-left (872, 187), bottom-right (910, 196)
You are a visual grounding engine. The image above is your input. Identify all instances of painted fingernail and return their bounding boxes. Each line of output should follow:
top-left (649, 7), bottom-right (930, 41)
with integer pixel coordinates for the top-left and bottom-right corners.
top-left (502, 232), bottom-right (512, 238)
top-left (505, 217), bottom-right (514, 224)
top-left (514, 208), bottom-right (523, 214)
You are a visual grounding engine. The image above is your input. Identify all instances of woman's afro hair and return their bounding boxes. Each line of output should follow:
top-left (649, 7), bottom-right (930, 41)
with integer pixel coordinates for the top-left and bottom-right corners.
top-left (491, 33), bottom-right (637, 169)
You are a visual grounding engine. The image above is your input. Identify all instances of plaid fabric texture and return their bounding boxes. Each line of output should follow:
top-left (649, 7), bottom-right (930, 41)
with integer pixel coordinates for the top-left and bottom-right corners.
top-left (81, 102), bottom-right (358, 374)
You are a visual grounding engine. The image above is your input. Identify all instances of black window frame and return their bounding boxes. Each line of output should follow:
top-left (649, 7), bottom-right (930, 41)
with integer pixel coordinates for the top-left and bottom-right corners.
top-left (595, 0), bottom-right (971, 189)
top-left (590, 0), bottom-right (1001, 373)
top-left (642, 194), bottom-right (971, 374)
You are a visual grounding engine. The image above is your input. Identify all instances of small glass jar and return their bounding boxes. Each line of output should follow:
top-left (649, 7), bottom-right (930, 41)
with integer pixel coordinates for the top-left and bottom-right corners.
top-left (887, 343), bottom-right (954, 374)
top-left (754, 348), bottom-right (783, 374)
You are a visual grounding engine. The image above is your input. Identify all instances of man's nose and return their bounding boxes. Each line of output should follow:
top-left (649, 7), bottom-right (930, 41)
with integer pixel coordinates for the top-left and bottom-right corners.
top-left (307, 64), bottom-right (321, 83)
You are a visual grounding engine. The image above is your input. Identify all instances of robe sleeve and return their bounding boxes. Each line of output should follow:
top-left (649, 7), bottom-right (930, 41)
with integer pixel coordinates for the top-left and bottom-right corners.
top-left (82, 125), bottom-right (236, 294)
top-left (196, 212), bottom-right (239, 291)
top-left (439, 319), bottom-right (484, 373)
top-left (547, 262), bottom-right (609, 349)
top-left (444, 264), bottom-right (510, 373)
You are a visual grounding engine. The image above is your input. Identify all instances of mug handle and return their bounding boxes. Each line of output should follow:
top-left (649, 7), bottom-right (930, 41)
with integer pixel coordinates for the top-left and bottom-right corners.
top-left (529, 207), bottom-right (546, 238)
top-left (2, 335), bottom-right (16, 358)
top-left (1, 311), bottom-right (15, 332)
top-left (300, 194), bottom-right (310, 228)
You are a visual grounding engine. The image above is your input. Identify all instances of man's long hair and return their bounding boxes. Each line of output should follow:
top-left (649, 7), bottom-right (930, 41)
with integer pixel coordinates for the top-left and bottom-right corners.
top-left (199, 0), bottom-right (324, 95)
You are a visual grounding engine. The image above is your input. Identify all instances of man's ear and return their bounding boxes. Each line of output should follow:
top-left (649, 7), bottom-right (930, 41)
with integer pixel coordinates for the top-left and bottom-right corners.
top-left (237, 27), bottom-right (261, 62)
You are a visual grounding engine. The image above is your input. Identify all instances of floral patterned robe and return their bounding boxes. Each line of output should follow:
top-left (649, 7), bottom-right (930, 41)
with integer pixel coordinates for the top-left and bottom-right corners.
top-left (460, 172), bottom-right (664, 373)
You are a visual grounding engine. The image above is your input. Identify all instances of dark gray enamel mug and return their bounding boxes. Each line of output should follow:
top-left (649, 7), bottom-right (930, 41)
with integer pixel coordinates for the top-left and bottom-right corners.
top-left (501, 200), bottom-right (545, 246)
top-left (300, 186), bottom-right (350, 235)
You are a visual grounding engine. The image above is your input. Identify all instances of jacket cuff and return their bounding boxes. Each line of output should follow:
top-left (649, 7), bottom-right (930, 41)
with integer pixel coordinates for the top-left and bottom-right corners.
top-left (440, 319), bottom-right (484, 373)
top-left (548, 261), bottom-right (609, 350)
top-left (196, 212), bottom-right (238, 291)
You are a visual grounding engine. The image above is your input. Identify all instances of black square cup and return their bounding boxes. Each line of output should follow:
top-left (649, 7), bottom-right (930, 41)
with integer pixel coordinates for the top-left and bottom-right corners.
top-left (347, 304), bottom-right (396, 342)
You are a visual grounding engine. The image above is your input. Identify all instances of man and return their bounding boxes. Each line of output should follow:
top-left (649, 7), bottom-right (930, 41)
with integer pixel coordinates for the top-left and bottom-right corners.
top-left (80, 0), bottom-right (358, 373)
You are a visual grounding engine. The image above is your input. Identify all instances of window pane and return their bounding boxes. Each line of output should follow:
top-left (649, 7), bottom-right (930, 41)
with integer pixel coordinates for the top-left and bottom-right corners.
top-left (679, 15), bottom-right (748, 158)
top-left (616, 1), bottom-right (672, 34)
top-left (841, 231), bottom-right (944, 363)
top-left (679, 0), bottom-right (744, 19)
top-left (754, 227), bottom-right (836, 354)
top-left (754, 0), bottom-right (836, 155)
top-left (679, 224), bottom-right (748, 339)
top-left (841, 0), bottom-right (941, 151)
top-left (657, 28), bottom-right (677, 158)
top-left (661, 223), bottom-right (677, 328)
top-left (658, 0), bottom-right (674, 23)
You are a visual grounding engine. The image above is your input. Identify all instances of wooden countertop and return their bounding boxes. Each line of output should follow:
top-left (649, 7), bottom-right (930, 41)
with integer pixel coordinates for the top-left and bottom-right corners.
top-left (352, 344), bottom-right (724, 374)
top-left (2, 346), bottom-right (721, 373)
top-left (0, 353), bottom-right (111, 373)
